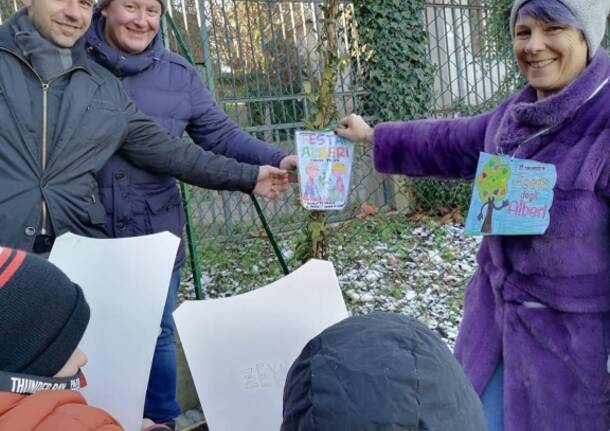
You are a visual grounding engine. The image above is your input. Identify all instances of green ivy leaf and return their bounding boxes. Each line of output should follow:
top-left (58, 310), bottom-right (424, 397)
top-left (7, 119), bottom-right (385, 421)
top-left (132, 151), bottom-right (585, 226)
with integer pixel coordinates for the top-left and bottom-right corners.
top-left (302, 80), bottom-right (312, 95)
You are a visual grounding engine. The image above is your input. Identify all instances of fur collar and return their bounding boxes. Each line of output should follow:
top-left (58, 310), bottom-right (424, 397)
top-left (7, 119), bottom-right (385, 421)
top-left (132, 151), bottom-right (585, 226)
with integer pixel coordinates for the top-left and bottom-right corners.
top-left (495, 50), bottom-right (610, 155)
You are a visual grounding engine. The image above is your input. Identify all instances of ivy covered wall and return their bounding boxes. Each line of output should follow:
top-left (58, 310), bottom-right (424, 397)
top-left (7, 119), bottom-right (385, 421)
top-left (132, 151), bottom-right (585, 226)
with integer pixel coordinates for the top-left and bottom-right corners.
top-left (353, 0), bottom-right (434, 122)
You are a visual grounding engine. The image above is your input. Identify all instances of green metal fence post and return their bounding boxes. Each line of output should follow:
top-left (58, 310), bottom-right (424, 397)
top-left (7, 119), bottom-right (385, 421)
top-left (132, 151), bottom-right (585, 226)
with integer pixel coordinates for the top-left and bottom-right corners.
top-left (162, 15), bottom-right (205, 300)
top-left (165, 13), bottom-right (291, 278)
top-left (250, 196), bottom-right (290, 276)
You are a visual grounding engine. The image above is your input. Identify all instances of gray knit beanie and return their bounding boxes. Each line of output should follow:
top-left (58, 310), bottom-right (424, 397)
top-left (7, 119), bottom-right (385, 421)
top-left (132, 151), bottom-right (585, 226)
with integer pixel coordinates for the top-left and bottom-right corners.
top-left (97, 0), bottom-right (167, 14)
top-left (510, 0), bottom-right (610, 59)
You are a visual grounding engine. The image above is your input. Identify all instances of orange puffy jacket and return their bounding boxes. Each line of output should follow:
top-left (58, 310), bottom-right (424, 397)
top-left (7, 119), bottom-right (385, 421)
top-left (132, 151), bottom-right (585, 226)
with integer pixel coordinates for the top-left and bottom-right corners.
top-left (0, 390), bottom-right (123, 431)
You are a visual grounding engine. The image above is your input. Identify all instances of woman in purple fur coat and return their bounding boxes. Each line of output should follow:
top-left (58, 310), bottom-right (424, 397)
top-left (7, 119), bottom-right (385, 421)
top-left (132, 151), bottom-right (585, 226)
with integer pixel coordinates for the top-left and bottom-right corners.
top-left (337, 0), bottom-right (610, 430)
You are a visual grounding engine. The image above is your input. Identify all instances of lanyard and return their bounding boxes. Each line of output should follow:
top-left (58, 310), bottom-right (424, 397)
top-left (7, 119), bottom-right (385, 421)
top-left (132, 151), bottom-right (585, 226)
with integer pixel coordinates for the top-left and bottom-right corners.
top-left (0, 369), bottom-right (86, 394)
top-left (497, 77), bottom-right (610, 158)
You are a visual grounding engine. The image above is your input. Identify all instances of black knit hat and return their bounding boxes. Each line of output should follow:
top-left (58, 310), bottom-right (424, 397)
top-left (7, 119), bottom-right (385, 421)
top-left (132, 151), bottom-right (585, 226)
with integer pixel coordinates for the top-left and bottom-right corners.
top-left (0, 247), bottom-right (90, 377)
top-left (282, 312), bottom-right (485, 431)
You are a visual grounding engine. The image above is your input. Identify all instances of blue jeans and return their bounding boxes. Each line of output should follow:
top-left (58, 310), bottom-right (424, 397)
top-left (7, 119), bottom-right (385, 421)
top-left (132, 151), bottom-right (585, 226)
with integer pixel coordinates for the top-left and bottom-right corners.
top-left (143, 269), bottom-right (181, 423)
top-left (481, 363), bottom-right (504, 431)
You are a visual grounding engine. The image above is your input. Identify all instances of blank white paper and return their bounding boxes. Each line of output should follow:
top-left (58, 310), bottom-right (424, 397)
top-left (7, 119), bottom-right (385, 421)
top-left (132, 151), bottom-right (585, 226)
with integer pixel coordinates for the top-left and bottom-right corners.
top-left (49, 232), bottom-right (180, 431)
top-left (174, 259), bottom-right (348, 431)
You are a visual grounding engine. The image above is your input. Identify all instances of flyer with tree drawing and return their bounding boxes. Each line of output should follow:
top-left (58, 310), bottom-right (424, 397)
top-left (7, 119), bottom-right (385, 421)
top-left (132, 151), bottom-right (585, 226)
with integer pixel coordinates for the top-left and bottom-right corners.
top-left (464, 153), bottom-right (556, 236)
top-left (296, 131), bottom-right (354, 211)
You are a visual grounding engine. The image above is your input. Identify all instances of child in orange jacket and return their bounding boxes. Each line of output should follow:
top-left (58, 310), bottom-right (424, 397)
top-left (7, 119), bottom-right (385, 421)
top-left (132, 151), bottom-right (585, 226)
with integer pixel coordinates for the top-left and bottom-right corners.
top-left (0, 246), bottom-right (123, 431)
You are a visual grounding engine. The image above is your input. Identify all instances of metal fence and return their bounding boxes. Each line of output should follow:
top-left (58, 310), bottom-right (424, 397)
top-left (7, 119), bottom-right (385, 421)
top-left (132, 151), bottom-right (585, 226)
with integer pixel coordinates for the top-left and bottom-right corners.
top-left (166, 1), bottom-right (376, 240)
top-left (165, 1), bottom-right (464, 241)
top-left (162, 0), bottom-right (520, 245)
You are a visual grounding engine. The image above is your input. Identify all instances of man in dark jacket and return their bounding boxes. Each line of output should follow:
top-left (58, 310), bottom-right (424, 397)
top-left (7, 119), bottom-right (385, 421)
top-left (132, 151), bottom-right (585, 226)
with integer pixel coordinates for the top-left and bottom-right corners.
top-left (0, 0), bottom-right (289, 255)
top-left (282, 312), bottom-right (486, 431)
top-left (83, 0), bottom-right (297, 426)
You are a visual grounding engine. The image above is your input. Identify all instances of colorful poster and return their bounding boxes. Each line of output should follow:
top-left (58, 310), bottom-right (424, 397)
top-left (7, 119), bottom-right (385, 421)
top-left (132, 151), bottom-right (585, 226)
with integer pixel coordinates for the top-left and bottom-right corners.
top-left (296, 130), bottom-right (354, 210)
top-left (464, 153), bottom-right (557, 236)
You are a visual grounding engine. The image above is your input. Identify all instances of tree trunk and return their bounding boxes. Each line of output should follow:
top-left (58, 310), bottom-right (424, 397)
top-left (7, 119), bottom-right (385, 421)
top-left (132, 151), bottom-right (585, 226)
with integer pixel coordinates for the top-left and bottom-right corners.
top-left (481, 198), bottom-right (494, 233)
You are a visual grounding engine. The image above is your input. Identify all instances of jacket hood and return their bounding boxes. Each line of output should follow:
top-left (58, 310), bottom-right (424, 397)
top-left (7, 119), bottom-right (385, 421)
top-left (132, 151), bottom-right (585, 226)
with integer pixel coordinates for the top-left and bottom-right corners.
top-left (281, 312), bottom-right (485, 431)
top-left (85, 7), bottom-right (163, 77)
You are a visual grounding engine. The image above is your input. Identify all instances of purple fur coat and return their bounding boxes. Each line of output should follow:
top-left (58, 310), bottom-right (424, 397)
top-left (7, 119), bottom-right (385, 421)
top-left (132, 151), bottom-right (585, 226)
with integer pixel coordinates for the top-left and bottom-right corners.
top-left (373, 50), bottom-right (610, 430)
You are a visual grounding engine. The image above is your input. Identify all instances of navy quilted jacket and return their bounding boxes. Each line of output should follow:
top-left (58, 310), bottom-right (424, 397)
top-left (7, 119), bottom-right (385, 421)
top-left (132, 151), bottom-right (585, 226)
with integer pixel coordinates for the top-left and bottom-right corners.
top-left (85, 9), bottom-right (286, 269)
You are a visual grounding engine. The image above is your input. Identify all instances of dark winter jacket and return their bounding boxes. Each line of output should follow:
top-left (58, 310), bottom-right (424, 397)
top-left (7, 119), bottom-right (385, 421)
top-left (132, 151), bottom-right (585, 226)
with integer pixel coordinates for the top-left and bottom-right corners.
top-left (281, 312), bottom-right (485, 431)
top-left (85, 9), bottom-right (287, 269)
top-left (373, 49), bottom-right (610, 431)
top-left (0, 11), bottom-right (260, 252)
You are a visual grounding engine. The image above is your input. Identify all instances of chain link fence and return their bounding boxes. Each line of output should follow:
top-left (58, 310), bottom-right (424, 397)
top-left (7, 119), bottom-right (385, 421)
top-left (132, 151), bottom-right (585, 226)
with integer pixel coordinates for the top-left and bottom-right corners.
top-left (167, 1), bottom-right (374, 239)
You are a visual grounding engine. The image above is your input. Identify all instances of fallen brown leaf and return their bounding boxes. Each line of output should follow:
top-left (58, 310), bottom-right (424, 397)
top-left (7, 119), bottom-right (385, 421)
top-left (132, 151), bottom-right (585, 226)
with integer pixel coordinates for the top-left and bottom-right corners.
top-left (248, 229), bottom-right (268, 239)
top-left (356, 201), bottom-right (379, 220)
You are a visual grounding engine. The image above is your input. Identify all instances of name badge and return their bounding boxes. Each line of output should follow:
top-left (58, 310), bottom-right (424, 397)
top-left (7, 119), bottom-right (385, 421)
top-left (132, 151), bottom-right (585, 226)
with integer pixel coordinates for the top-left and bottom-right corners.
top-left (464, 153), bottom-right (557, 236)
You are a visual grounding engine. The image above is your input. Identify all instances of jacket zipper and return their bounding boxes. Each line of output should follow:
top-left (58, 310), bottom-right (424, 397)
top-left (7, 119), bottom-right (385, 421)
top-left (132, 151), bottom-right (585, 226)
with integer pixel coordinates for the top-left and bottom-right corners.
top-left (40, 82), bottom-right (49, 234)
top-left (0, 47), bottom-right (86, 237)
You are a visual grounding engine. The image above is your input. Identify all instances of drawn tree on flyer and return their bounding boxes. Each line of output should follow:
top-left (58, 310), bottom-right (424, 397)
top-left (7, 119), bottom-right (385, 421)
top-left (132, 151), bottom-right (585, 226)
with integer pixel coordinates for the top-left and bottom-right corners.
top-left (476, 157), bottom-right (511, 233)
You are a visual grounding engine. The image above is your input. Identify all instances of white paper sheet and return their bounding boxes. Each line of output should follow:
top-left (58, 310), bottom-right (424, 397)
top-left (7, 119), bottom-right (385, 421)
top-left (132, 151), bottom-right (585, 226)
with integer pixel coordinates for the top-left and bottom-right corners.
top-left (174, 259), bottom-right (348, 431)
top-left (49, 232), bottom-right (180, 431)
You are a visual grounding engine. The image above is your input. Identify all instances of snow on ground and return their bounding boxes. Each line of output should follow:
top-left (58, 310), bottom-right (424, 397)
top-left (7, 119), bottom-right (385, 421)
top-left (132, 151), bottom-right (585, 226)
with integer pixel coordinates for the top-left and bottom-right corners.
top-left (180, 216), bottom-right (480, 348)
